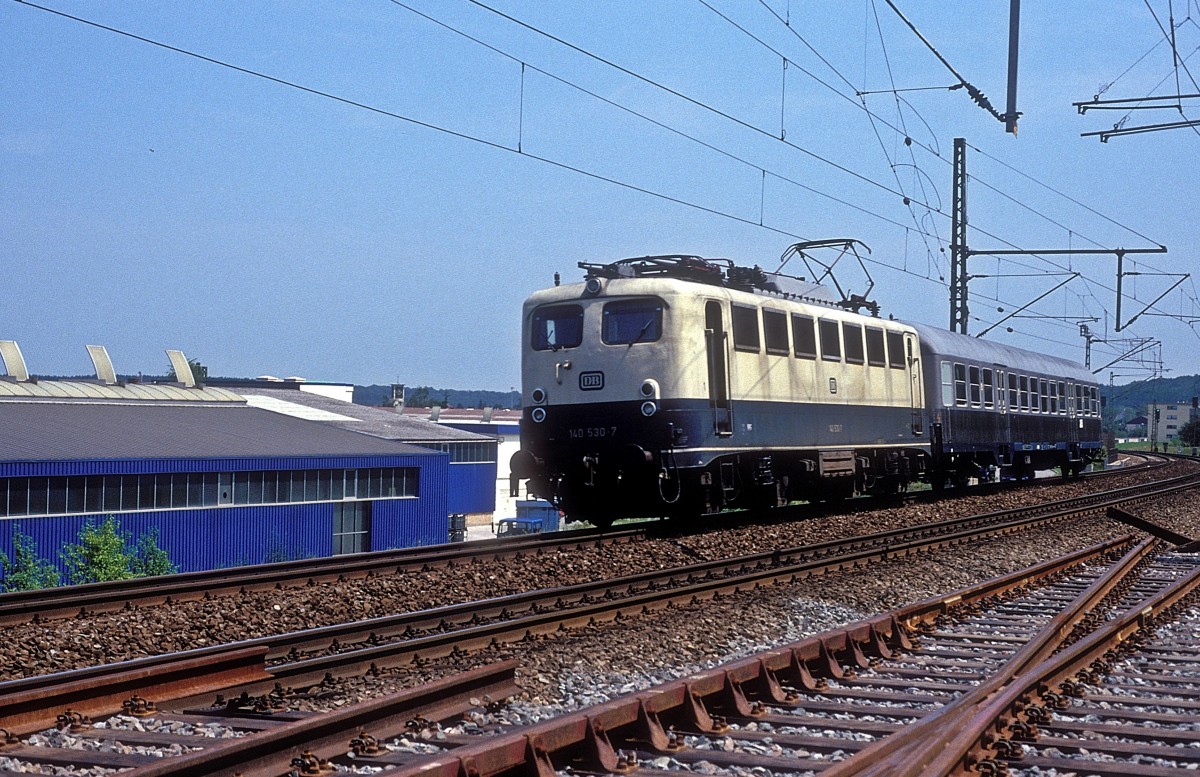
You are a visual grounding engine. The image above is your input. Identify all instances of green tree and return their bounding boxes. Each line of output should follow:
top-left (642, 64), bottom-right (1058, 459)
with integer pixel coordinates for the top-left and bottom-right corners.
top-left (1, 526), bottom-right (61, 592)
top-left (61, 515), bottom-right (137, 584)
top-left (130, 527), bottom-right (177, 577)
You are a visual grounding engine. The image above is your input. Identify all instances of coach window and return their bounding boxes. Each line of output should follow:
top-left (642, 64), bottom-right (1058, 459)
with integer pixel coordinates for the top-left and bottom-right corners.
top-left (1074, 384), bottom-right (1083, 415)
top-left (732, 304), bottom-right (761, 352)
top-left (763, 309), bottom-right (790, 355)
top-left (865, 327), bottom-right (886, 367)
top-left (968, 366), bottom-right (982, 406)
top-left (843, 323), bottom-right (865, 365)
top-left (982, 368), bottom-right (995, 408)
top-left (1038, 379), bottom-right (1049, 413)
top-left (1058, 382), bottom-right (1068, 414)
top-left (792, 314), bottom-right (817, 358)
top-left (1031, 377), bottom-right (1042, 413)
top-left (532, 304), bottom-right (584, 351)
top-left (601, 299), bottom-right (664, 345)
top-left (1049, 382), bottom-right (1059, 414)
top-left (886, 330), bottom-right (905, 368)
top-left (1008, 373), bottom-right (1018, 408)
top-left (941, 361), bottom-right (954, 407)
top-left (954, 363), bottom-right (968, 405)
top-left (819, 319), bottom-right (841, 361)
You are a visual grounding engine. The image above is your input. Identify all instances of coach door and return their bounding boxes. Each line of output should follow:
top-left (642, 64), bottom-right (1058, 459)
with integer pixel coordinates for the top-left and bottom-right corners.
top-left (705, 301), bottom-right (733, 435)
top-left (905, 333), bottom-right (923, 435)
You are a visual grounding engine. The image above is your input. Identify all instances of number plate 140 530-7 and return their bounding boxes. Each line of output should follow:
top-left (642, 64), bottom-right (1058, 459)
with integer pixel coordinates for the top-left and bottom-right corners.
top-left (568, 426), bottom-right (616, 439)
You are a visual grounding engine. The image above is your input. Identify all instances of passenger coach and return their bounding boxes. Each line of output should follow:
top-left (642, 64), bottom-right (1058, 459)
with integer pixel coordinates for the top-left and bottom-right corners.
top-left (912, 323), bottom-right (1103, 483)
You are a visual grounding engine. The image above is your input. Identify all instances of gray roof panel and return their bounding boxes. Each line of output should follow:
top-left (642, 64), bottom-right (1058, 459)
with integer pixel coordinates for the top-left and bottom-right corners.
top-left (235, 388), bottom-right (493, 443)
top-left (0, 402), bottom-right (434, 461)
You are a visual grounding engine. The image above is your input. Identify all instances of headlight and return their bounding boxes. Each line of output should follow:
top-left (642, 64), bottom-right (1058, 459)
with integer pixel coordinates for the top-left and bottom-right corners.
top-left (531, 407), bottom-right (547, 423)
top-left (640, 401), bottom-right (657, 417)
top-left (531, 387), bottom-right (547, 405)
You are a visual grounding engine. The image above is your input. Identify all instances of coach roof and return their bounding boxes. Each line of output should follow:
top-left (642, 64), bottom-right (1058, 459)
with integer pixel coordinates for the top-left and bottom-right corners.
top-left (908, 322), bottom-right (1094, 383)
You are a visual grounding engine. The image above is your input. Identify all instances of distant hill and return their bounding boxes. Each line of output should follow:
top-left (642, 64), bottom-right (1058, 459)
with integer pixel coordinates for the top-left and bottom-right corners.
top-left (353, 384), bottom-right (521, 410)
top-left (1103, 375), bottom-right (1200, 428)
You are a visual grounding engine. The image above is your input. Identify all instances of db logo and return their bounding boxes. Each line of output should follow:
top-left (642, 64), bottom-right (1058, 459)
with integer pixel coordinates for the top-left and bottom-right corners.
top-left (579, 371), bottom-right (605, 390)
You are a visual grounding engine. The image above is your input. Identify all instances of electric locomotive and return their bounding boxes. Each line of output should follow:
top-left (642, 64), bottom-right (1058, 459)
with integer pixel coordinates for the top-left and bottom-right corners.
top-left (508, 254), bottom-right (930, 526)
top-left (508, 253), bottom-right (1104, 526)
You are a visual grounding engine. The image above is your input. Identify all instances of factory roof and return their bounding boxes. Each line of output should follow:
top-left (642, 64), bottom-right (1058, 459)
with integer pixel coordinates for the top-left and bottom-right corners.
top-left (234, 387), bottom-right (492, 443)
top-left (0, 400), bottom-right (433, 461)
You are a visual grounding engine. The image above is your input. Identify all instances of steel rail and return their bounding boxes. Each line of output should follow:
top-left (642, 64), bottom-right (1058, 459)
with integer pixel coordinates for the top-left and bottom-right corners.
top-left (823, 536), bottom-right (1164, 776)
top-left (195, 467), bottom-right (1197, 690)
top-left (909, 556), bottom-right (1200, 776)
top-left (120, 661), bottom-right (521, 777)
top-left (0, 526), bottom-right (644, 625)
top-left (378, 536), bottom-right (1143, 777)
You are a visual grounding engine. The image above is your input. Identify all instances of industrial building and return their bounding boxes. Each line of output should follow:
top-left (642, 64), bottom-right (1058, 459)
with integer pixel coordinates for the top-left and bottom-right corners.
top-left (214, 380), bottom-right (499, 526)
top-left (0, 344), bottom-right (451, 584)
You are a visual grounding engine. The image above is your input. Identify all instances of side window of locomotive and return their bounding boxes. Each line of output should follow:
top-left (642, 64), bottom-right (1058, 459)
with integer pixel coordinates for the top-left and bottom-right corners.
top-left (819, 319), bottom-right (841, 361)
top-left (866, 328), bottom-right (886, 367)
top-left (763, 309), bottom-right (790, 355)
top-left (792, 314), bottom-right (817, 359)
top-left (601, 299), bottom-right (664, 345)
top-left (1007, 373), bottom-right (1018, 408)
top-left (886, 331), bottom-right (905, 368)
top-left (954, 363), bottom-right (967, 406)
top-left (968, 366), bottom-right (982, 406)
top-left (732, 304), bottom-right (761, 352)
top-left (532, 304), bottom-right (584, 351)
top-left (982, 368), bottom-right (994, 408)
top-left (843, 323), bottom-right (865, 365)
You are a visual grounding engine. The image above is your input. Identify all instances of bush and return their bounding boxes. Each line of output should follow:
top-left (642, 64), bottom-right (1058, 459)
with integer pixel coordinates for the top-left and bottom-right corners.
top-left (0, 526), bottom-right (61, 592)
top-left (61, 515), bottom-right (177, 584)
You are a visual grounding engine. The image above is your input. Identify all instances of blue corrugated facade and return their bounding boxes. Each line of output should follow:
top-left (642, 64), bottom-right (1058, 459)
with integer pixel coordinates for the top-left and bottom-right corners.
top-left (447, 462), bottom-right (497, 514)
top-left (1, 454), bottom-right (449, 582)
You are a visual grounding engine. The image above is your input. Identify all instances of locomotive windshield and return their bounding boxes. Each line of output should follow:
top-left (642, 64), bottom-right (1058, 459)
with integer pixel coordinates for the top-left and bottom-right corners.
top-left (531, 304), bottom-right (584, 351)
top-left (602, 298), bottom-right (664, 345)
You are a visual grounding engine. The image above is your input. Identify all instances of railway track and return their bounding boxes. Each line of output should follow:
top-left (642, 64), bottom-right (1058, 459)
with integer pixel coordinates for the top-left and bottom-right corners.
top-left (1, 457), bottom-right (1198, 773)
top-left (0, 453), bottom-right (1169, 630)
top-left (6, 535), bottom-right (1196, 775)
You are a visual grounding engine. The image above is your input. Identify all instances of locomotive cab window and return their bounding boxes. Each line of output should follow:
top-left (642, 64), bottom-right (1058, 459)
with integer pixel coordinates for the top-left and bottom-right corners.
top-left (532, 304), bottom-right (584, 351)
top-left (865, 327), bottom-right (886, 367)
top-left (792, 314), bottom-right (817, 359)
top-left (732, 304), bottom-right (761, 352)
top-left (843, 323), bottom-right (865, 365)
top-left (763, 309), bottom-right (790, 355)
top-left (601, 298), bottom-right (664, 345)
top-left (886, 331), bottom-right (905, 368)
top-left (819, 319), bottom-right (841, 361)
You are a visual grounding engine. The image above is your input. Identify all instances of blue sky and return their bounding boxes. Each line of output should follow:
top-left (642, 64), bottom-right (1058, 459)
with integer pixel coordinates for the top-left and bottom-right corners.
top-left (3, 1), bottom-right (1198, 390)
